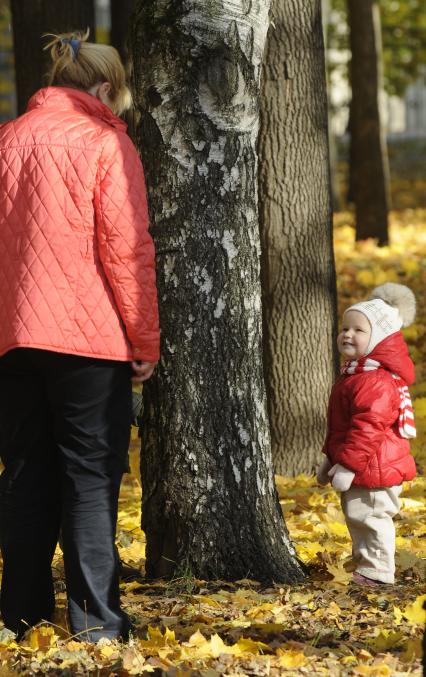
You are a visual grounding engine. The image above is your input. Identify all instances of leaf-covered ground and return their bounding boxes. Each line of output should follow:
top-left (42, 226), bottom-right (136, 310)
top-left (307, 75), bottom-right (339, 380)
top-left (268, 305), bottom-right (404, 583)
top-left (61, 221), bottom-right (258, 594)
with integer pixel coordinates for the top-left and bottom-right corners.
top-left (0, 211), bottom-right (425, 675)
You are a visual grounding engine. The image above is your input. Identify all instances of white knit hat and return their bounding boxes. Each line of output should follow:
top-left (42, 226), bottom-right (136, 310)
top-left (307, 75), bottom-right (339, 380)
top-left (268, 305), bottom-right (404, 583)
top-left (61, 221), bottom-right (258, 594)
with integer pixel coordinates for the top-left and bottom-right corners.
top-left (345, 283), bottom-right (416, 354)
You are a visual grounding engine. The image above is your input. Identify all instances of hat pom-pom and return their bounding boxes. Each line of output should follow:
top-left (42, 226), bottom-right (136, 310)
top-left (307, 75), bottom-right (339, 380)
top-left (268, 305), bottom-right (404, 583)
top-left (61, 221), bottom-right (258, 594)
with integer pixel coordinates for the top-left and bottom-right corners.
top-left (369, 283), bottom-right (416, 327)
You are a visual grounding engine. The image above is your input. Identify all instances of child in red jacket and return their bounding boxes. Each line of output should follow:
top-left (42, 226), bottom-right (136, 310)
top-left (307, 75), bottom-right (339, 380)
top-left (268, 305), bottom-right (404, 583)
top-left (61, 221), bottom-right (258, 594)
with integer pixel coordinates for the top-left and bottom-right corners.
top-left (317, 283), bottom-right (417, 586)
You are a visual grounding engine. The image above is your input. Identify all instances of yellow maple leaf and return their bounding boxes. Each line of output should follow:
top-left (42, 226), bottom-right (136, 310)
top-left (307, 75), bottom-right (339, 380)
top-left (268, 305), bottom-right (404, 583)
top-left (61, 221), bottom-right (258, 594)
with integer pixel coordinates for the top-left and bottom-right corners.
top-left (27, 626), bottom-right (57, 651)
top-left (234, 637), bottom-right (269, 655)
top-left (356, 648), bottom-right (373, 662)
top-left (402, 594), bottom-right (426, 625)
top-left (276, 648), bottom-right (307, 668)
top-left (185, 630), bottom-right (208, 647)
top-left (290, 591), bottom-right (314, 605)
top-left (99, 644), bottom-right (117, 659)
top-left (326, 562), bottom-right (353, 585)
top-left (400, 636), bottom-right (423, 662)
top-left (393, 605), bottom-right (404, 625)
top-left (180, 632), bottom-right (231, 660)
top-left (367, 630), bottom-right (404, 651)
top-left (327, 521), bottom-right (349, 538)
top-left (139, 625), bottom-right (179, 659)
top-left (340, 655), bottom-right (357, 664)
top-left (297, 542), bottom-right (325, 562)
top-left (192, 594), bottom-right (222, 608)
top-left (210, 633), bottom-right (237, 657)
top-left (355, 665), bottom-right (392, 676)
top-left (119, 539), bottom-right (145, 564)
top-left (245, 603), bottom-right (276, 618)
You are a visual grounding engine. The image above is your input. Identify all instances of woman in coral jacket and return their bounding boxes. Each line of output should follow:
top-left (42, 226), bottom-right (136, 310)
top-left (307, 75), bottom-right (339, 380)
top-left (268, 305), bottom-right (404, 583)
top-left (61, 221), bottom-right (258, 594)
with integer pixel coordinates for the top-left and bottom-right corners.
top-left (0, 31), bottom-right (159, 641)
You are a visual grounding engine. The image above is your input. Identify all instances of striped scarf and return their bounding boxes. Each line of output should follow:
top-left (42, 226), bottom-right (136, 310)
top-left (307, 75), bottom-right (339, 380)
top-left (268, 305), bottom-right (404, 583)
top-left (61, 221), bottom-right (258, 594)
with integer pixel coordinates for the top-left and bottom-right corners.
top-left (341, 357), bottom-right (416, 439)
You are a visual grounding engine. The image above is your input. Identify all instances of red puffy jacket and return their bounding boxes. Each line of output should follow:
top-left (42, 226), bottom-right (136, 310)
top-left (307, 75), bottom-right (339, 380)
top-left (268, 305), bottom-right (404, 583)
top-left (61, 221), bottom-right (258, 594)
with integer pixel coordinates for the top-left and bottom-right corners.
top-left (0, 87), bottom-right (159, 363)
top-left (324, 333), bottom-right (417, 488)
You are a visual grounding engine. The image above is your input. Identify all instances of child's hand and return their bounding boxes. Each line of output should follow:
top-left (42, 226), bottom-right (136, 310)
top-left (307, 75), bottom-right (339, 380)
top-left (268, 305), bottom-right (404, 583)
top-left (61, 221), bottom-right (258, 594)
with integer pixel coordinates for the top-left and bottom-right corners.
top-left (316, 457), bottom-right (332, 486)
top-left (328, 463), bottom-right (355, 491)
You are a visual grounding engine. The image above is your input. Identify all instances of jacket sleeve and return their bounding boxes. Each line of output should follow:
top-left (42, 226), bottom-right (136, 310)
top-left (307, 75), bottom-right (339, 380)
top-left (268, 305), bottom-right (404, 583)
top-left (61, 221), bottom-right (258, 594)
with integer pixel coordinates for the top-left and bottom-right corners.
top-left (333, 376), bottom-right (398, 474)
top-left (94, 130), bottom-right (160, 362)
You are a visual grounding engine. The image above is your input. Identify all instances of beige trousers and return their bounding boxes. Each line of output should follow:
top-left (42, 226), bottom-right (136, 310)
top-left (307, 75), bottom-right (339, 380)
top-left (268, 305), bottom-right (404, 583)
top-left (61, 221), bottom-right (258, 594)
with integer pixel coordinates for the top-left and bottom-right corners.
top-left (341, 485), bottom-right (402, 583)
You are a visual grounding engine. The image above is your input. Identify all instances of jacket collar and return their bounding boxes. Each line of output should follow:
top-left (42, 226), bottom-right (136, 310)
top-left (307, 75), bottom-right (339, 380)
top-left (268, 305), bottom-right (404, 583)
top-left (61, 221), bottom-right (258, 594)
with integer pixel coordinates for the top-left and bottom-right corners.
top-left (27, 87), bottom-right (127, 132)
top-left (367, 332), bottom-right (415, 385)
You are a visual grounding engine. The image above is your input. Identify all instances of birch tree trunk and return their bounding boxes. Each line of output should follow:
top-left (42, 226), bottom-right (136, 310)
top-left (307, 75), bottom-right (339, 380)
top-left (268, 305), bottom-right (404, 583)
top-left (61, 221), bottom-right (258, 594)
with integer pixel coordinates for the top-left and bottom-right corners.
top-left (258, 0), bottom-right (338, 477)
top-left (11, 0), bottom-right (95, 114)
top-left (347, 0), bottom-right (390, 245)
top-left (129, 0), bottom-right (305, 583)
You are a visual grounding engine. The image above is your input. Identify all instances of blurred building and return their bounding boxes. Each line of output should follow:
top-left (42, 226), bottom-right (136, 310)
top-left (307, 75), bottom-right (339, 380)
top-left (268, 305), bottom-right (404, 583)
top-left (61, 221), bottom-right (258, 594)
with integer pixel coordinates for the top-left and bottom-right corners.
top-left (405, 70), bottom-right (426, 135)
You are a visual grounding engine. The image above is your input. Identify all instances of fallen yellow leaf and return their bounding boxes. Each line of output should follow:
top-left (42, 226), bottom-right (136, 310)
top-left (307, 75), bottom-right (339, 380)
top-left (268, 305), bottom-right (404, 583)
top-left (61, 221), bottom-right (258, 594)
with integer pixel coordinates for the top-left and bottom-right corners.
top-left (276, 648), bottom-right (307, 668)
top-left (402, 594), bottom-right (426, 625)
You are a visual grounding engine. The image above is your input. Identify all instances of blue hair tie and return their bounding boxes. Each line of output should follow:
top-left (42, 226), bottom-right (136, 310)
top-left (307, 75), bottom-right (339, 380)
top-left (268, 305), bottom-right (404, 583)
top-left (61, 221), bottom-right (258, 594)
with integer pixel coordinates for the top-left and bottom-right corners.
top-left (61, 38), bottom-right (80, 61)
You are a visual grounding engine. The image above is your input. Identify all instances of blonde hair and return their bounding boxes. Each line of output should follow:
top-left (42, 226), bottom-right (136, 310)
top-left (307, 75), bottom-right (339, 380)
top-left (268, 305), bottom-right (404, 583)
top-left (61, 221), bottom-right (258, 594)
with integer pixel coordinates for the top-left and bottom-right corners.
top-left (43, 29), bottom-right (132, 115)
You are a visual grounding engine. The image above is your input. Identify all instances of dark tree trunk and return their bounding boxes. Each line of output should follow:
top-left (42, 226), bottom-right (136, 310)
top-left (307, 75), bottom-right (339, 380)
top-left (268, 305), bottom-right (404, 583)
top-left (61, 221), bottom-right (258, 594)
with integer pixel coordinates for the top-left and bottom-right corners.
top-left (129, 0), bottom-right (305, 584)
top-left (347, 0), bottom-right (390, 245)
top-left (110, 0), bottom-right (134, 64)
top-left (258, 0), bottom-right (338, 477)
top-left (11, 0), bottom-right (95, 115)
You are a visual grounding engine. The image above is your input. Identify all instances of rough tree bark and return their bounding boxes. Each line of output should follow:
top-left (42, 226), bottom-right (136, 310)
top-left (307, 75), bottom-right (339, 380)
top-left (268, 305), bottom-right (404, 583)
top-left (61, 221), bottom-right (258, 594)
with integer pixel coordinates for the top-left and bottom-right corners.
top-left (129, 0), bottom-right (305, 583)
top-left (258, 0), bottom-right (338, 476)
top-left (11, 0), bottom-right (95, 114)
top-left (347, 0), bottom-right (390, 245)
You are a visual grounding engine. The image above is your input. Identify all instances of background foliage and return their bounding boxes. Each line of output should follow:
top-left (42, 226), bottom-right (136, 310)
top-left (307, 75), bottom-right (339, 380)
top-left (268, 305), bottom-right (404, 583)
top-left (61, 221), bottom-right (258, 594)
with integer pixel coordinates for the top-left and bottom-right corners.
top-left (328, 0), bottom-right (426, 96)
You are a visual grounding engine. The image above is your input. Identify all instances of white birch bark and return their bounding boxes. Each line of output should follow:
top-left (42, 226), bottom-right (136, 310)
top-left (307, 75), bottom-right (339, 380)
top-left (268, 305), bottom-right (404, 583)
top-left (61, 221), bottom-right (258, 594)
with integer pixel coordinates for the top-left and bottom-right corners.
top-left (129, 0), bottom-right (305, 583)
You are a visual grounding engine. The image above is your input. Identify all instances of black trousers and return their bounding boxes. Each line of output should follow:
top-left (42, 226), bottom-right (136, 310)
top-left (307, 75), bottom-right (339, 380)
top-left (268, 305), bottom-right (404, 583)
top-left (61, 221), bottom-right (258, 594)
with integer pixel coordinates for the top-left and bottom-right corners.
top-left (0, 348), bottom-right (132, 641)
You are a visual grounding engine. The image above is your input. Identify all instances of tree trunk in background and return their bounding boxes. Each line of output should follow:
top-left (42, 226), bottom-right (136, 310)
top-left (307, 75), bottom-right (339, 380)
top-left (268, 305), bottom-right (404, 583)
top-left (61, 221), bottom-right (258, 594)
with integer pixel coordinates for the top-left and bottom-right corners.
top-left (258, 0), bottom-right (338, 477)
top-left (11, 0), bottom-right (95, 115)
top-left (110, 0), bottom-right (134, 63)
top-left (129, 0), bottom-right (305, 584)
top-left (347, 0), bottom-right (390, 245)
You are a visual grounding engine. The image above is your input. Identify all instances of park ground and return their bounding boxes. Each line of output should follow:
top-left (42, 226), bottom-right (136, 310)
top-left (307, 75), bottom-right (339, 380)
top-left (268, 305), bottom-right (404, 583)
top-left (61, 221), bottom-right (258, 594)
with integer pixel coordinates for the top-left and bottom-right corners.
top-left (0, 210), bottom-right (425, 675)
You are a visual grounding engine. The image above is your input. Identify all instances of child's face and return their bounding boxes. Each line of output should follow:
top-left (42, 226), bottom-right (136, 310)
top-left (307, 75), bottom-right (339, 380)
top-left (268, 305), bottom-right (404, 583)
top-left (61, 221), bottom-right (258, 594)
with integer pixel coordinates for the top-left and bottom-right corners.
top-left (337, 310), bottom-right (372, 359)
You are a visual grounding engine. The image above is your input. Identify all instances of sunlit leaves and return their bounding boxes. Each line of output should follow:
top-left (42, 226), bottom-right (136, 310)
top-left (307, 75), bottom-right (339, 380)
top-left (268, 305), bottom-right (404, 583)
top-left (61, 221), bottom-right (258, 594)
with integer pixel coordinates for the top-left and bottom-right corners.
top-left (0, 210), bottom-right (424, 676)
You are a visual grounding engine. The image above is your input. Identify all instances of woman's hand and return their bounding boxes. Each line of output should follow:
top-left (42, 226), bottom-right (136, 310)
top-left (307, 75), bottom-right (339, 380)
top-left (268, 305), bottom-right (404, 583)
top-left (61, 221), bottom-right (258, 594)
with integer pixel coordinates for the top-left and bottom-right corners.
top-left (131, 361), bottom-right (157, 383)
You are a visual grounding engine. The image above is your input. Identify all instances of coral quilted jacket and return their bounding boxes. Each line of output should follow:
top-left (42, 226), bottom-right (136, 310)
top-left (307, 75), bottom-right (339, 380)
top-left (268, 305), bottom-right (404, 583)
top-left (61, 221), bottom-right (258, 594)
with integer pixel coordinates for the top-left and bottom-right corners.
top-left (324, 333), bottom-right (416, 488)
top-left (0, 87), bottom-right (160, 362)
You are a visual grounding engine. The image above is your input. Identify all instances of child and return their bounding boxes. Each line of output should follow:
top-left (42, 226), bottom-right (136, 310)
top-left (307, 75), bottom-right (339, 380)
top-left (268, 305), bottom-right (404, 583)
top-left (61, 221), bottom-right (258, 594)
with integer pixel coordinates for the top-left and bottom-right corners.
top-left (317, 283), bottom-right (417, 586)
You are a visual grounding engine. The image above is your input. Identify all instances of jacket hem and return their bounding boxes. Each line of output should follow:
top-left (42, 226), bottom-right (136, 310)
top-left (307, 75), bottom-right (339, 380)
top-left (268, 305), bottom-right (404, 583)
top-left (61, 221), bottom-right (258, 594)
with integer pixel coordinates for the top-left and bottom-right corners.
top-left (0, 341), bottom-right (132, 362)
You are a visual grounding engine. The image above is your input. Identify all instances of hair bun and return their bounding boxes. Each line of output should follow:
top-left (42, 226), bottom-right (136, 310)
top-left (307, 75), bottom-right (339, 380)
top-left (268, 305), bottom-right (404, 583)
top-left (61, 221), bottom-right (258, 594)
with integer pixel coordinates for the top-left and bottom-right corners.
top-left (368, 282), bottom-right (416, 327)
top-left (44, 29), bottom-right (89, 64)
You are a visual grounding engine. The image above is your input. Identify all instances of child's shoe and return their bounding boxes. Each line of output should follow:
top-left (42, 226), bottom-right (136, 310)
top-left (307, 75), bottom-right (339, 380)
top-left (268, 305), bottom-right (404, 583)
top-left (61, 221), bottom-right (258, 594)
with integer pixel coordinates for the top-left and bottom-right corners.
top-left (352, 572), bottom-right (386, 587)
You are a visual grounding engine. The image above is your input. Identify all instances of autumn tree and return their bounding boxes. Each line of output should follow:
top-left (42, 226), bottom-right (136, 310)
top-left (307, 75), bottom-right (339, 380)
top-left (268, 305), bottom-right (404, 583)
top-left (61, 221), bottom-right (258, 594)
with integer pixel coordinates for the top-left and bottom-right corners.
top-left (347, 0), bottom-right (391, 245)
top-left (11, 0), bottom-right (95, 114)
top-left (129, 0), bottom-right (305, 583)
top-left (328, 0), bottom-right (426, 98)
top-left (258, 0), bottom-right (338, 476)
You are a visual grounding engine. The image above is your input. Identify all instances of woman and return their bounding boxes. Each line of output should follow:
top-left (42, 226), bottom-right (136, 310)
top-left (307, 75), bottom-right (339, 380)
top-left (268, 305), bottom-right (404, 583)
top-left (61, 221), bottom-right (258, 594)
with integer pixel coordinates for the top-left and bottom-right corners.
top-left (0, 31), bottom-right (159, 641)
